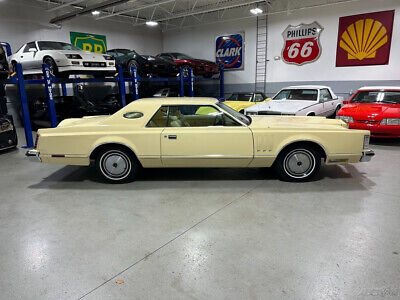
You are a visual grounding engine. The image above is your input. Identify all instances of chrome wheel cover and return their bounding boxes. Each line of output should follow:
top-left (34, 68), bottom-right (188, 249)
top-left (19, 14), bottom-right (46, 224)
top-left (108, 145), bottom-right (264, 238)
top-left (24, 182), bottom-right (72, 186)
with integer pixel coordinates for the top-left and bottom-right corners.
top-left (100, 150), bottom-right (131, 180)
top-left (283, 149), bottom-right (316, 179)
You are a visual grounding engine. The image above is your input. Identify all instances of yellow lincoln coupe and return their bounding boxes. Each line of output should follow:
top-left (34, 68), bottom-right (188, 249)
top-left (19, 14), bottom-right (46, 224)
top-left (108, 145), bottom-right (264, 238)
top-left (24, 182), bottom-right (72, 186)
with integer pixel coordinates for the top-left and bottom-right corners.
top-left (27, 97), bottom-right (374, 183)
top-left (224, 92), bottom-right (270, 113)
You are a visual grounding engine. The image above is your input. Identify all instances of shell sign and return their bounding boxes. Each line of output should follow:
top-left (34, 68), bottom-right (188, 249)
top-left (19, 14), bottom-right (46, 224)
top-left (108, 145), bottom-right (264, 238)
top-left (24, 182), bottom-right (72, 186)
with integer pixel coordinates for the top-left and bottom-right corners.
top-left (336, 10), bottom-right (394, 67)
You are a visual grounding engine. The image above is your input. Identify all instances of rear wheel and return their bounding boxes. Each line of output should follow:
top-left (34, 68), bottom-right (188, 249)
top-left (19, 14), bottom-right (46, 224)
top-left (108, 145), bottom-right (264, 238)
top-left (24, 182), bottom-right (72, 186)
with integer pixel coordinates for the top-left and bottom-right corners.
top-left (95, 146), bottom-right (139, 183)
top-left (274, 145), bottom-right (321, 182)
top-left (181, 65), bottom-right (190, 77)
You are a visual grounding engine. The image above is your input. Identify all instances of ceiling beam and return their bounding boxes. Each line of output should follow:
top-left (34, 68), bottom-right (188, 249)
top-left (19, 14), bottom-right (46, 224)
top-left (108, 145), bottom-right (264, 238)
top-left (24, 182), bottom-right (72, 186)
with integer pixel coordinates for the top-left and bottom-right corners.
top-left (46, 0), bottom-right (86, 12)
top-left (49, 0), bottom-right (130, 24)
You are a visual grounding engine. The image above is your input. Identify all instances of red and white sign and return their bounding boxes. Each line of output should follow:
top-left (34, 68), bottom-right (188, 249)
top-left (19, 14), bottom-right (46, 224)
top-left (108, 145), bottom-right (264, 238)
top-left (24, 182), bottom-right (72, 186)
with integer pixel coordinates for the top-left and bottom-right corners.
top-left (282, 22), bottom-right (323, 65)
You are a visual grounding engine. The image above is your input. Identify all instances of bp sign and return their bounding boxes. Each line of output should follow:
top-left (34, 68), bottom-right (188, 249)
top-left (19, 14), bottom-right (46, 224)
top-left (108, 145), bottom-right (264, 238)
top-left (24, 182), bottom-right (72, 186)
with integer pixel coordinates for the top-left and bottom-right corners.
top-left (215, 33), bottom-right (244, 70)
top-left (70, 32), bottom-right (107, 53)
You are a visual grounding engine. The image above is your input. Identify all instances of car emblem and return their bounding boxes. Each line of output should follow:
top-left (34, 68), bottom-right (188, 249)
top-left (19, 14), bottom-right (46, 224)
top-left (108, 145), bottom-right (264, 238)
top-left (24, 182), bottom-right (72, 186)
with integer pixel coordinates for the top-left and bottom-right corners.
top-left (282, 21), bottom-right (323, 65)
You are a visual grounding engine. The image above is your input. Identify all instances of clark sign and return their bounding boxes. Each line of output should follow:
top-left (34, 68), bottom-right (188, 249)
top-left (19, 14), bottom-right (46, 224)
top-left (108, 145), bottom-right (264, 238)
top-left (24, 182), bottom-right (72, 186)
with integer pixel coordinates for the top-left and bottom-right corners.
top-left (215, 33), bottom-right (244, 70)
top-left (282, 22), bottom-right (323, 65)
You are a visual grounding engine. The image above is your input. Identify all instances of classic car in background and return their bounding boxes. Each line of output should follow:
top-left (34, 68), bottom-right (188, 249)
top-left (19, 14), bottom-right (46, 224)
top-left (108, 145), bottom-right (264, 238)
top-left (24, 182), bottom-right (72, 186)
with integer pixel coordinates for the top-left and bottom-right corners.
top-left (107, 49), bottom-right (178, 77)
top-left (224, 92), bottom-right (269, 113)
top-left (8, 41), bottom-right (116, 78)
top-left (337, 86), bottom-right (400, 138)
top-left (27, 98), bottom-right (374, 183)
top-left (157, 52), bottom-right (219, 78)
top-left (245, 86), bottom-right (343, 117)
top-left (23, 95), bottom-right (119, 129)
top-left (0, 114), bottom-right (17, 151)
top-left (0, 45), bottom-right (9, 80)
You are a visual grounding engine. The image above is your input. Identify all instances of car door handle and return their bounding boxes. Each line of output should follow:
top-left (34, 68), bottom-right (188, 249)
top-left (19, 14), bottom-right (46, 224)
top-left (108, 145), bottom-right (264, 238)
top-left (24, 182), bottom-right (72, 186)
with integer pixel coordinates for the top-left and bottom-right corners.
top-left (168, 135), bottom-right (177, 139)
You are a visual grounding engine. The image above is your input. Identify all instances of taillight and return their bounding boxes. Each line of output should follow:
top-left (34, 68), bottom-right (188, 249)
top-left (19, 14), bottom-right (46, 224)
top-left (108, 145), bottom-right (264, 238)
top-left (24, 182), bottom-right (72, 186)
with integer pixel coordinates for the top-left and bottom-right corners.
top-left (34, 134), bottom-right (39, 148)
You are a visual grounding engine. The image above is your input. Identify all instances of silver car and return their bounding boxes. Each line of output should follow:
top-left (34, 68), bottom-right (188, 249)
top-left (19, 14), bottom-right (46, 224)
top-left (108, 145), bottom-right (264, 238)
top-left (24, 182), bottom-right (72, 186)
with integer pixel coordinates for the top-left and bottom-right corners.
top-left (8, 41), bottom-right (116, 78)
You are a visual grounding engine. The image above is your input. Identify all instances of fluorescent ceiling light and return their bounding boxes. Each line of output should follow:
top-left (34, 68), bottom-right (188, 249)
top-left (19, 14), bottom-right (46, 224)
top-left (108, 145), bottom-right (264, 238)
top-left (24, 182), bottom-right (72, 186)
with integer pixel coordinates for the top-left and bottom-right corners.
top-left (250, 7), bottom-right (263, 15)
top-left (146, 21), bottom-right (158, 26)
top-left (92, 10), bottom-right (100, 16)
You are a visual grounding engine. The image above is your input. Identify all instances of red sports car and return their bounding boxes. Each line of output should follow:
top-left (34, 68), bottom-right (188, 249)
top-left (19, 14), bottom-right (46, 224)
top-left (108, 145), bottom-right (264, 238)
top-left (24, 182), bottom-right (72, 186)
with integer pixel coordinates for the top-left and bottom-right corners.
top-left (157, 52), bottom-right (219, 78)
top-left (337, 87), bottom-right (400, 138)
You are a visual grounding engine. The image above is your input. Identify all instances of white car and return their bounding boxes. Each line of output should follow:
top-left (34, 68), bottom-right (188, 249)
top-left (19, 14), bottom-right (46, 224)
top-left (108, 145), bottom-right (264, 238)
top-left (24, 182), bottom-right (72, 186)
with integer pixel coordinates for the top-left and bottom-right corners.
top-left (8, 41), bottom-right (116, 78)
top-left (245, 85), bottom-right (343, 117)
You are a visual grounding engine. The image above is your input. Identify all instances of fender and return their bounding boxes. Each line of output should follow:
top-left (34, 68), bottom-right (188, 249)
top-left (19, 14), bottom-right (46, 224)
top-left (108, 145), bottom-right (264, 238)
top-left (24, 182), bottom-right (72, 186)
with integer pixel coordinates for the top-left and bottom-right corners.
top-left (89, 136), bottom-right (139, 158)
top-left (274, 135), bottom-right (328, 158)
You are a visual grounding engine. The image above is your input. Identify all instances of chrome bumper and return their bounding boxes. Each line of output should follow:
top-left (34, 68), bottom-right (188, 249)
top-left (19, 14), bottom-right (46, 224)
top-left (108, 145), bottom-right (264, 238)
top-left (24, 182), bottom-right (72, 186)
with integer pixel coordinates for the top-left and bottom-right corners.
top-left (26, 149), bottom-right (41, 162)
top-left (360, 149), bottom-right (375, 162)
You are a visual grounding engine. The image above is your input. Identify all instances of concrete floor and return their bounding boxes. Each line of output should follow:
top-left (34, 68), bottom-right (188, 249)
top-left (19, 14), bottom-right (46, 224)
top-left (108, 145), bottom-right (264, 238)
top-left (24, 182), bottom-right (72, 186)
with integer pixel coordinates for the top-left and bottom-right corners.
top-left (0, 129), bottom-right (400, 300)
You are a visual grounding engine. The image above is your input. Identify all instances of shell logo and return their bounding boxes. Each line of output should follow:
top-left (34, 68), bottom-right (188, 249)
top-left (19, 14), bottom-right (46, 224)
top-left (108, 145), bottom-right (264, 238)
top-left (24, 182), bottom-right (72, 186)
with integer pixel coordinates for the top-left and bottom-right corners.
top-left (339, 18), bottom-right (388, 61)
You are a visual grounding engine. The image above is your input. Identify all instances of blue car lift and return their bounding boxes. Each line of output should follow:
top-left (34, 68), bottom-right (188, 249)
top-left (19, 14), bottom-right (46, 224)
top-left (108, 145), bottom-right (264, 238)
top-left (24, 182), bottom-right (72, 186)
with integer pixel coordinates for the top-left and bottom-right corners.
top-left (0, 47), bottom-right (225, 149)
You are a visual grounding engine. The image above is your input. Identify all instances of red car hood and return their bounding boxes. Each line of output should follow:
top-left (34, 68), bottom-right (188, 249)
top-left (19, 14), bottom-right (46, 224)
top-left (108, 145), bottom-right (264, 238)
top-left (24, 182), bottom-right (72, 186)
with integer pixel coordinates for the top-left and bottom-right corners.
top-left (339, 103), bottom-right (400, 120)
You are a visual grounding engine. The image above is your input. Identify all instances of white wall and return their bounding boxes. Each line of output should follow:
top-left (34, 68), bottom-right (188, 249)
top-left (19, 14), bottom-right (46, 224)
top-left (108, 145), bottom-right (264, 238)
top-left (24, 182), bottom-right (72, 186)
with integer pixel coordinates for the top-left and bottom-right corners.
top-left (162, 0), bottom-right (400, 93)
top-left (0, 0), bottom-right (162, 55)
top-left (267, 0), bottom-right (400, 83)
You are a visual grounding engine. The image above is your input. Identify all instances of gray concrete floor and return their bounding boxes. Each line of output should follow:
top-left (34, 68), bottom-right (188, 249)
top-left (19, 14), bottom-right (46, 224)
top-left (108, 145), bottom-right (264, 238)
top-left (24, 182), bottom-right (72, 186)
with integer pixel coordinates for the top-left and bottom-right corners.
top-left (1, 128), bottom-right (400, 300)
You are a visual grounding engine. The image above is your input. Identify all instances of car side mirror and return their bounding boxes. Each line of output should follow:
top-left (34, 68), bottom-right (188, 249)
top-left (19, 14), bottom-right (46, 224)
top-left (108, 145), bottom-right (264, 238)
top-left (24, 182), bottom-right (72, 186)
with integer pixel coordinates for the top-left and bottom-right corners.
top-left (29, 48), bottom-right (37, 53)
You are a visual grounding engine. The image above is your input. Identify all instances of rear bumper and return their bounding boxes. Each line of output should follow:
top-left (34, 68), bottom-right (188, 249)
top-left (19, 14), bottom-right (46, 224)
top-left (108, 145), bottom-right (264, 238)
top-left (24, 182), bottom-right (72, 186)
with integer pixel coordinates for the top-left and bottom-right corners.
top-left (26, 149), bottom-right (41, 162)
top-left (360, 149), bottom-right (375, 162)
top-left (349, 123), bottom-right (400, 138)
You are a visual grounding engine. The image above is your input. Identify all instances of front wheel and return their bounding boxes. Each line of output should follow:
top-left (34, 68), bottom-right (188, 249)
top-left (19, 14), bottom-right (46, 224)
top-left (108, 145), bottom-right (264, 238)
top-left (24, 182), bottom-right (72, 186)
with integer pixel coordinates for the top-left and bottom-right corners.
top-left (95, 147), bottom-right (139, 183)
top-left (274, 145), bottom-right (321, 182)
top-left (43, 57), bottom-right (59, 77)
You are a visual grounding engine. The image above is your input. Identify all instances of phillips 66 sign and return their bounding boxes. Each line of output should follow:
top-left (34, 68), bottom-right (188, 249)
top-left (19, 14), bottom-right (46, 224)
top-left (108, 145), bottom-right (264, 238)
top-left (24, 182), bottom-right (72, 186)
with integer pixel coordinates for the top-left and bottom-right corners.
top-left (282, 22), bottom-right (323, 65)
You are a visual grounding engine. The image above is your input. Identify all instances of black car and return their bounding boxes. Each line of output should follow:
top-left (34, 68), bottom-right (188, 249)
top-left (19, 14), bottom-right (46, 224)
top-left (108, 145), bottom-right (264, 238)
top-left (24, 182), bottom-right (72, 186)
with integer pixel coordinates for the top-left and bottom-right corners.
top-left (27, 95), bottom-right (119, 129)
top-left (0, 46), bottom-right (9, 80)
top-left (0, 114), bottom-right (18, 150)
top-left (106, 49), bottom-right (178, 77)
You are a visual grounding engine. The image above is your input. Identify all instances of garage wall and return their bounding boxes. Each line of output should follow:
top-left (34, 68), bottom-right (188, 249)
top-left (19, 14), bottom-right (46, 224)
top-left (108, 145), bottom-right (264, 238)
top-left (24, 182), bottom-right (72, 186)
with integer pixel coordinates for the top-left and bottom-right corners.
top-left (0, 0), bottom-right (163, 55)
top-left (162, 0), bottom-right (400, 98)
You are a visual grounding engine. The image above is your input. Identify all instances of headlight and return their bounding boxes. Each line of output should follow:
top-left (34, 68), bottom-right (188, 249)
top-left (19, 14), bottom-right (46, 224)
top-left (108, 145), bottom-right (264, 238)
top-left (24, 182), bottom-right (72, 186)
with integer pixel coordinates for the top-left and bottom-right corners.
top-left (363, 135), bottom-right (370, 149)
top-left (336, 115), bottom-right (354, 123)
top-left (103, 55), bottom-right (114, 61)
top-left (65, 54), bottom-right (82, 59)
top-left (0, 121), bottom-right (12, 132)
top-left (380, 118), bottom-right (400, 125)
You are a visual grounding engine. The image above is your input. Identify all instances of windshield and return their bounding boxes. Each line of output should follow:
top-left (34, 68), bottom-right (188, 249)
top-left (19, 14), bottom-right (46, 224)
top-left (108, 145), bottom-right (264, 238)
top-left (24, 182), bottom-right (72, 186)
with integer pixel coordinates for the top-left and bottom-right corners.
top-left (38, 41), bottom-right (82, 51)
top-left (227, 93), bottom-right (253, 101)
top-left (171, 53), bottom-right (192, 60)
top-left (116, 49), bottom-right (137, 55)
top-left (217, 102), bottom-right (251, 125)
top-left (273, 89), bottom-right (318, 101)
top-left (351, 91), bottom-right (400, 104)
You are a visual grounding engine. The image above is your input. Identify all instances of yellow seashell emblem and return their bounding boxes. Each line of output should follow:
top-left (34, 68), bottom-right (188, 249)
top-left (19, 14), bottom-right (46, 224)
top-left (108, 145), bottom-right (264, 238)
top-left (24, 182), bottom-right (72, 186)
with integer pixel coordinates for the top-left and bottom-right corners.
top-left (340, 18), bottom-right (388, 60)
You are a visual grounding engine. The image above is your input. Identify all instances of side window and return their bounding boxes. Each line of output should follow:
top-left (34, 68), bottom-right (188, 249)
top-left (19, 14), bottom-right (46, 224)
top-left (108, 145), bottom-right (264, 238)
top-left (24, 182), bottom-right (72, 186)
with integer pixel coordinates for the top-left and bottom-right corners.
top-left (167, 105), bottom-right (240, 127)
top-left (254, 94), bottom-right (264, 102)
top-left (23, 42), bottom-right (37, 53)
top-left (147, 106), bottom-right (168, 127)
top-left (320, 89), bottom-right (332, 100)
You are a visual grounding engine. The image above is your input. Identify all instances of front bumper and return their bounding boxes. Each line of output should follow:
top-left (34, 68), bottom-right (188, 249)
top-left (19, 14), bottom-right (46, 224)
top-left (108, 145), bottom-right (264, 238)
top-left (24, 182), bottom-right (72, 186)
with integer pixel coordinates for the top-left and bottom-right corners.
top-left (349, 123), bottom-right (400, 138)
top-left (26, 149), bottom-right (41, 162)
top-left (360, 149), bottom-right (375, 162)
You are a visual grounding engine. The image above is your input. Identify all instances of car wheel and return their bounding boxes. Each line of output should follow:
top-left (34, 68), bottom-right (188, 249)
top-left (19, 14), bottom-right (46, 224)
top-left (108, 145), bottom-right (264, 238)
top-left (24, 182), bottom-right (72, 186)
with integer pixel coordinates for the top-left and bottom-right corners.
top-left (274, 145), bottom-right (321, 182)
top-left (181, 65), bottom-right (190, 78)
top-left (43, 57), bottom-right (59, 77)
top-left (333, 106), bottom-right (341, 117)
top-left (95, 146), bottom-right (139, 183)
top-left (128, 60), bottom-right (141, 76)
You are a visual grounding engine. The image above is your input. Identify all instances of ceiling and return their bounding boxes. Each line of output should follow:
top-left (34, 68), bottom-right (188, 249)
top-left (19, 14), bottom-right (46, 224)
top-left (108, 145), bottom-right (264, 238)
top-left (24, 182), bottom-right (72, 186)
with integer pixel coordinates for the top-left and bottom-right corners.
top-left (34, 0), bottom-right (361, 30)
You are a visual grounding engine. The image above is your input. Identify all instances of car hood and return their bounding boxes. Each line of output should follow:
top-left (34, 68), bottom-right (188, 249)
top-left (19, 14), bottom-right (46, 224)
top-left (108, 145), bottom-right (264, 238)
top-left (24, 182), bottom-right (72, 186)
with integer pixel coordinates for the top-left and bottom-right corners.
top-left (144, 56), bottom-right (176, 65)
top-left (246, 100), bottom-right (317, 113)
top-left (339, 103), bottom-right (400, 120)
top-left (54, 50), bottom-right (107, 60)
top-left (250, 115), bottom-right (348, 130)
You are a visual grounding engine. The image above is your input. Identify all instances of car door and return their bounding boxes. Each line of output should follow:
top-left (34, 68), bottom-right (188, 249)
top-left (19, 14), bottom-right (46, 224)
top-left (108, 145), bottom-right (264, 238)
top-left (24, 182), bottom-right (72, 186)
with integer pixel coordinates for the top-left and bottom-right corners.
top-left (19, 42), bottom-right (38, 70)
top-left (319, 88), bottom-right (335, 116)
top-left (160, 104), bottom-right (253, 167)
